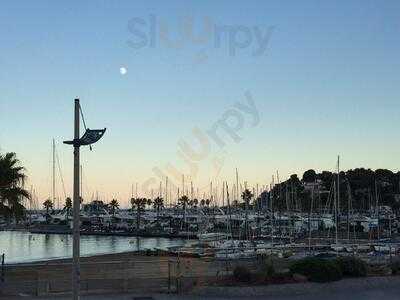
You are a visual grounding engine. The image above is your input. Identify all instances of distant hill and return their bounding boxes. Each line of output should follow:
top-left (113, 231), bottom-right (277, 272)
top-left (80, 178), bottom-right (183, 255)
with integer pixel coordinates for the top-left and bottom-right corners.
top-left (268, 168), bottom-right (400, 214)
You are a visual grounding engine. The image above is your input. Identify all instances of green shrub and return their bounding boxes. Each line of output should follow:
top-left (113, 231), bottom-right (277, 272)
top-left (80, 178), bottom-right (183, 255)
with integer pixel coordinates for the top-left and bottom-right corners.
top-left (336, 257), bottom-right (367, 277)
top-left (260, 259), bottom-right (275, 279)
top-left (233, 265), bottom-right (252, 283)
top-left (290, 258), bottom-right (342, 283)
top-left (283, 250), bottom-right (293, 258)
top-left (390, 261), bottom-right (400, 275)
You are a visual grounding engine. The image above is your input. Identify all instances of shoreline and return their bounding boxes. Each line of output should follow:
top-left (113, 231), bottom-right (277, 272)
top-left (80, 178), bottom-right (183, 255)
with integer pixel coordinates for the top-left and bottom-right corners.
top-left (1, 226), bottom-right (198, 239)
top-left (5, 249), bottom-right (149, 266)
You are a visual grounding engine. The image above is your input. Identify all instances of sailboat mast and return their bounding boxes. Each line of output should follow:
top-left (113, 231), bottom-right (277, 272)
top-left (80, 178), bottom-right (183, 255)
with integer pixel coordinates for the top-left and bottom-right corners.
top-left (236, 168), bottom-right (239, 202)
top-left (226, 182), bottom-right (232, 238)
top-left (80, 164), bottom-right (83, 202)
top-left (52, 138), bottom-right (56, 208)
top-left (337, 155), bottom-right (340, 220)
top-left (222, 182), bottom-right (225, 208)
top-left (210, 181), bottom-right (213, 202)
top-left (334, 176), bottom-right (338, 245)
top-left (165, 176), bottom-right (168, 207)
top-left (182, 174), bottom-right (185, 196)
top-left (375, 178), bottom-right (380, 241)
top-left (191, 181), bottom-right (193, 201)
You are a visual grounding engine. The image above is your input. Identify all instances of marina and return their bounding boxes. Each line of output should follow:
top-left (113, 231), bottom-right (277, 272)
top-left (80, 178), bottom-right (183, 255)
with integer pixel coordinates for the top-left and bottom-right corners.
top-left (1, 3), bottom-right (400, 297)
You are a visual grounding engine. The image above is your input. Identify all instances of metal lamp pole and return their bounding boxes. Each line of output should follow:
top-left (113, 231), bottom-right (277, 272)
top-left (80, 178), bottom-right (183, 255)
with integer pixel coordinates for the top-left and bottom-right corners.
top-left (64, 98), bottom-right (106, 300)
top-left (72, 98), bottom-right (80, 300)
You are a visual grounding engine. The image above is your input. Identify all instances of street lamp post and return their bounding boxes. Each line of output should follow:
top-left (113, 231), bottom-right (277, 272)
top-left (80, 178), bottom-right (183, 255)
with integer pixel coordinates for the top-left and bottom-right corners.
top-left (72, 99), bottom-right (80, 300)
top-left (64, 98), bottom-right (106, 300)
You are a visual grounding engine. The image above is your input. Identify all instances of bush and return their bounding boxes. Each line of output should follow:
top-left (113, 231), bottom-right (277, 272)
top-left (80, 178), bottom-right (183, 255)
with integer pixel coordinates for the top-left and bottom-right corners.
top-left (390, 261), bottom-right (400, 275)
top-left (290, 258), bottom-right (343, 283)
top-left (336, 257), bottom-right (367, 277)
top-left (260, 259), bottom-right (275, 279)
top-left (233, 265), bottom-right (252, 283)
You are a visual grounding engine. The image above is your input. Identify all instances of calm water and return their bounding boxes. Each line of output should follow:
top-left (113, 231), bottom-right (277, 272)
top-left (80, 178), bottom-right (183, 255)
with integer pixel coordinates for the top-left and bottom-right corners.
top-left (0, 231), bottom-right (194, 264)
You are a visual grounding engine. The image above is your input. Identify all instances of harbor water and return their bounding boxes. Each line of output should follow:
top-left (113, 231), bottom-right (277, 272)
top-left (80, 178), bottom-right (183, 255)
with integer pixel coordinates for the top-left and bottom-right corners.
top-left (0, 230), bottom-right (194, 264)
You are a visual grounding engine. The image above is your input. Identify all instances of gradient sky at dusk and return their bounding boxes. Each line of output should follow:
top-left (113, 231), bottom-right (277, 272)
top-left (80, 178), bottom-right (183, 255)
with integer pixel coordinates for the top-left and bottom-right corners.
top-left (1, 1), bottom-right (399, 207)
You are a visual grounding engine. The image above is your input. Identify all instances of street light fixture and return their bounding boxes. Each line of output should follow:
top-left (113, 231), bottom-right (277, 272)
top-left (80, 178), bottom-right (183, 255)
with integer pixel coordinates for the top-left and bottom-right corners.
top-left (64, 99), bottom-right (106, 300)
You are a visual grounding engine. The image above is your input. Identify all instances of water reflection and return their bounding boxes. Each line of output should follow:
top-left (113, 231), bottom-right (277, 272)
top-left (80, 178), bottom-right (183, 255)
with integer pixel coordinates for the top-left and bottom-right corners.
top-left (0, 231), bottom-right (194, 264)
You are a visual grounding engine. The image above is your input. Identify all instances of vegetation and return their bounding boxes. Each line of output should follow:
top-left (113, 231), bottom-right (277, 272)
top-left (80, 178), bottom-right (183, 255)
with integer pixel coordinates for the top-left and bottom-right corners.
top-left (270, 168), bottom-right (400, 214)
top-left (241, 189), bottom-right (254, 237)
top-left (336, 257), bottom-right (367, 277)
top-left (64, 197), bottom-right (72, 221)
top-left (153, 196), bottom-right (164, 222)
top-left (260, 259), bottom-right (276, 280)
top-left (43, 199), bottom-right (53, 214)
top-left (191, 198), bottom-right (198, 208)
top-left (290, 257), bottom-right (343, 282)
top-left (233, 265), bottom-right (252, 283)
top-left (130, 197), bottom-right (147, 232)
top-left (390, 260), bottom-right (400, 275)
top-left (178, 195), bottom-right (190, 227)
top-left (109, 199), bottom-right (119, 216)
top-left (0, 152), bottom-right (29, 222)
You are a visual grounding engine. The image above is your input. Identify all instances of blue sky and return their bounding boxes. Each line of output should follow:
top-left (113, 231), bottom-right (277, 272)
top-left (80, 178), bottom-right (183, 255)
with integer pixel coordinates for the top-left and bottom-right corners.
top-left (1, 1), bottom-right (399, 206)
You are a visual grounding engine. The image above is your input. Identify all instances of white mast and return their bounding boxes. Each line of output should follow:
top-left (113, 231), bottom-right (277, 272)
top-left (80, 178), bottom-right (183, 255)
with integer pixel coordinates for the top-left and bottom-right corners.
top-left (52, 138), bottom-right (56, 209)
top-left (337, 155), bottom-right (340, 218)
top-left (80, 164), bottom-right (83, 202)
top-left (335, 155), bottom-right (339, 246)
top-left (236, 168), bottom-right (239, 202)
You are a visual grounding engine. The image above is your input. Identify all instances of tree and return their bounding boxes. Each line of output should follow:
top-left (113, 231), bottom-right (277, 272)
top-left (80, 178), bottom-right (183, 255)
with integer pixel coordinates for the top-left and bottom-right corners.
top-left (153, 197), bottom-right (164, 222)
top-left (192, 198), bottom-right (199, 208)
top-left (178, 195), bottom-right (190, 227)
top-left (241, 189), bottom-right (253, 238)
top-left (109, 199), bottom-right (119, 216)
top-left (131, 197), bottom-right (147, 232)
top-left (0, 152), bottom-right (29, 221)
top-left (302, 169), bottom-right (317, 183)
top-left (64, 197), bottom-right (72, 221)
top-left (242, 189), bottom-right (253, 207)
top-left (43, 199), bottom-right (53, 215)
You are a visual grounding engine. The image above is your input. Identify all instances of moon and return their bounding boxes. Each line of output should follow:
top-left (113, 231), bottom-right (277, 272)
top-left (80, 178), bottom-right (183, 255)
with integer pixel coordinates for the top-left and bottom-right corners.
top-left (119, 67), bottom-right (127, 75)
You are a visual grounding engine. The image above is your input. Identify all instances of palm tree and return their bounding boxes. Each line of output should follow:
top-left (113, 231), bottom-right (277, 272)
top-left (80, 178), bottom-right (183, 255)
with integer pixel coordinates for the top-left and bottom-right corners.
top-left (131, 197), bottom-right (146, 232)
top-left (241, 188), bottom-right (254, 239)
top-left (64, 197), bottom-right (72, 221)
top-left (43, 199), bottom-right (53, 215)
top-left (232, 199), bottom-right (239, 208)
top-left (146, 198), bottom-right (152, 208)
top-left (178, 195), bottom-right (190, 228)
top-left (109, 199), bottom-right (119, 216)
top-left (192, 198), bottom-right (199, 209)
top-left (0, 152), bottom-right (29, 222)
top-left (153, 197), bottom-right (164, 222)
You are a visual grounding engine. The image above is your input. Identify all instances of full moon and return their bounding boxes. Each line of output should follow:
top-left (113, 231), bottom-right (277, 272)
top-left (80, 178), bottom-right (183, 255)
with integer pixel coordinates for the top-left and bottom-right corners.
top-left (119, 67), bottom-right (127, 75)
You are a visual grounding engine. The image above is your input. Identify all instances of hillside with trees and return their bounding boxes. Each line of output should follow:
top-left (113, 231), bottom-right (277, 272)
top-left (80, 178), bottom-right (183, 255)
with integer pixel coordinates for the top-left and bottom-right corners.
top-left (269, 168), bottom-right (400, 214)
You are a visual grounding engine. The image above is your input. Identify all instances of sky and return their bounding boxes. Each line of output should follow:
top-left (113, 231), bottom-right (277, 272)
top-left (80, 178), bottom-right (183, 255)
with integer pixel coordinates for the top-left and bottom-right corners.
top-left (0, 1), bottom-right (399, 207)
